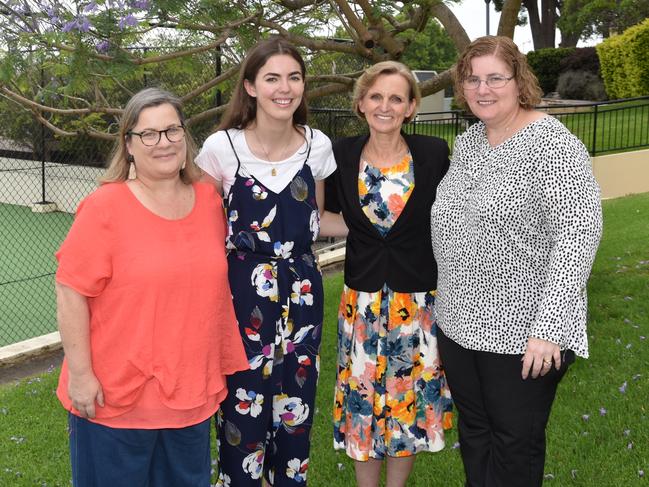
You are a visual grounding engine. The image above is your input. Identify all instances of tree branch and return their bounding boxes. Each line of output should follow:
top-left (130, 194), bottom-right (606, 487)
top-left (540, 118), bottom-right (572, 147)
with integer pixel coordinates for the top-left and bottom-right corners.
top-left (431, 2), bottom-right (471, 52)
top-left (332, 0), bottom-right (375, 48)
top-left (1, 86), bottom-right (121, 116)
top-left (418, 67), bottom-right (454, 97)
top-left (180, 65), bottom-right (240, 103)
top-left (305, 82), bottom-right (350, 99)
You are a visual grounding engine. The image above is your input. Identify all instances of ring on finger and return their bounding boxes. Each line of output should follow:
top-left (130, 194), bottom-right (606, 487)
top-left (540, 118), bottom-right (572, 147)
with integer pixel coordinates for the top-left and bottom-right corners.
top-left (542, 359), bottom-right (552, 367)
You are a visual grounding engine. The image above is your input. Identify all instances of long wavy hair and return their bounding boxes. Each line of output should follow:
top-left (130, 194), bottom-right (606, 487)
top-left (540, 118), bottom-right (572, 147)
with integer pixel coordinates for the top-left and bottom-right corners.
top-left (101, 88), bottom-right (199, 184)
top-left (218, 37), bottom-right (308, 131)
top-left (454, 36), bottom-right (543, 111)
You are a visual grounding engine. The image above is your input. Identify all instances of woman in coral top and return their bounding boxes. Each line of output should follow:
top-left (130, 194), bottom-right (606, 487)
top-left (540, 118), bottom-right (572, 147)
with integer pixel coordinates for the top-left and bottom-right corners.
top-left (55, 87), bottom-right (249, 487)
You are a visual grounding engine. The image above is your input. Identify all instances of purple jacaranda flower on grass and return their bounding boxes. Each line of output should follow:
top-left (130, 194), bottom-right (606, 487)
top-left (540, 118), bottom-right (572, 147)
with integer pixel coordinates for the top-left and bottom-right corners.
top-left (452, 442), bottom-right (460, 449)
top-left (627, 442), bottom-right (633, 449)
top-left (624, 429), bottom-right (631, 436)
top-left (96, 40), bottom-right (110, 53)
top-left (84, 1), bottom-right (98, 13)
top-left (632, 374), bottom-right (641, 381)
top-left (599, 407), bottom-right (607, 416)
top-left (640, 336), bottom-right (646, 340)
top-left (619, 381), bottom-right (628, 393)
top-left (118, 13), bottom-right (138, 29)
top-left (582, 414), bottom-right (590, 421)
top-left (639, 470), bottom-right (645, 478)
top-left (544, 474), bottom-right (555, 480)
top-left (571, 469), bottom-right (578, 479)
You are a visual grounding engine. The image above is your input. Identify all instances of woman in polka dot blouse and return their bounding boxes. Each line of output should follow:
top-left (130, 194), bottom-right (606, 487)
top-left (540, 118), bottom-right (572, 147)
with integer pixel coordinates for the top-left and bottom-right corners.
top-left (431, 36), bottom-right (602, 487)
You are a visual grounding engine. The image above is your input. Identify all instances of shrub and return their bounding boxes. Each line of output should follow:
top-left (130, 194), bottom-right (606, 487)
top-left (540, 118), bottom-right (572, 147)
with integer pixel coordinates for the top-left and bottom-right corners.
top-left (597, 18), bottom-right (649, 98)
top-left (559, 47), bottom-right (601, 75)
top-left (556, 70), bottom-right (607, 101)
top-left (526, 47), bottom-right (576, 95)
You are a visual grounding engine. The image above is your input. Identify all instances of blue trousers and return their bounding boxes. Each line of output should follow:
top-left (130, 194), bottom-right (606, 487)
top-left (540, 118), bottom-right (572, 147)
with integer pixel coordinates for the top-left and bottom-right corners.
top-left (68, 413), bottom-right (211, 487)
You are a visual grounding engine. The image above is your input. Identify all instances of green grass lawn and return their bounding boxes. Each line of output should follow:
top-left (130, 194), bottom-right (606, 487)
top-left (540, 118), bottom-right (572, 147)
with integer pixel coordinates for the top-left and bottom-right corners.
top-left (409, 98), bottom-right (649, 156)
top-left (0, 204), bottom-right (72, 346)
top-left (1, 192), bottom-right (648, 486)
top-left (557, 99), bottom-right (649, 155)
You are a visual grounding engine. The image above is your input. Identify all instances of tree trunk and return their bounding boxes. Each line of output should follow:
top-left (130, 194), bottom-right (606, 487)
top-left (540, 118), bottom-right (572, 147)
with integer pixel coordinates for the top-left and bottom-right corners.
top-left (559, 29), bottom-right (580, 47)
top-left (540, 0), bottom-right (556, 47)
top-left (524, 0), bottom-right (555, 49)
top-left (497, 0), bottom-right (523, 38)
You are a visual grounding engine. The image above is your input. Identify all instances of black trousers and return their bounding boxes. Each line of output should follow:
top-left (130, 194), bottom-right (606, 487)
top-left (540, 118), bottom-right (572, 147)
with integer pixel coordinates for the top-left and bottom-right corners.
top-left (437, 328), bottom-right (574, 487)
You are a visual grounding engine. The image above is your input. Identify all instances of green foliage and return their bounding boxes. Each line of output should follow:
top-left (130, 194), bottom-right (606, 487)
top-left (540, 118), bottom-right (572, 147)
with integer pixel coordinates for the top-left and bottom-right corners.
top-left (527, 47), bottom-right (576, 94)
top-left (559, 47), bottom-right (601, 74)
top-left (400, 19), bottom-right (458, 71)
top-left (559, 0), bottom-right (649, 41)
top-left (553, 47), bottom-right (607, 101)
top-left (597, 18), bottom-right (649, 99)
top-left (556, 70), bottom-right (607, 101)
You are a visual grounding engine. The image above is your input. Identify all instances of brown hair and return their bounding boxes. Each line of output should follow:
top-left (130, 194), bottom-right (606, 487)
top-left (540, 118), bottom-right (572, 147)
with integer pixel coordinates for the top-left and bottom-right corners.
top-left (218, 38), bottom-right (308, 130)
top-left (352, 61), bottom-right (421, 123)
top-left (454, 36), bottom-right (542, 111)
top-left (101, 87), bottom-right (200, 184)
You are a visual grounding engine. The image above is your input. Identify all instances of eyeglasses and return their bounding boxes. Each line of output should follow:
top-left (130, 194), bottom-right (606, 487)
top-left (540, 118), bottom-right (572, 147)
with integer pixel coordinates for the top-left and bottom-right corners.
top-left (128, 125), bottom-right (185, 146)
top-left (462, 75), bottom-right (514, 90)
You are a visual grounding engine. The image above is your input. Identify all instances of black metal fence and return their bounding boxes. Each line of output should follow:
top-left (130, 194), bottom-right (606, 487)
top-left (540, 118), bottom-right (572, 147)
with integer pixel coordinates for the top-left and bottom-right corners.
top-left (1, 96), bottom-right (648, 347)
top-left (312, 95), bottom-right (649, 156)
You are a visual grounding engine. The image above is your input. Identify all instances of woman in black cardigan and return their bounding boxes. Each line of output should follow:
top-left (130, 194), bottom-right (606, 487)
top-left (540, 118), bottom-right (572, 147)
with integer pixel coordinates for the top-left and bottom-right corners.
top-left (324, 61), bottom-right (453, 487)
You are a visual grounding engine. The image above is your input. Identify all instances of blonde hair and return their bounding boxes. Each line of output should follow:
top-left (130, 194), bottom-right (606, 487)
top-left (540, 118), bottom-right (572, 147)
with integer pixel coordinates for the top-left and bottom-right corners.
top-left (101, 87), bottom-right (200, 184)
top-left (454, 36), bottom-right (542, 111)
top-left (352, 61), bottom-right (421, 123)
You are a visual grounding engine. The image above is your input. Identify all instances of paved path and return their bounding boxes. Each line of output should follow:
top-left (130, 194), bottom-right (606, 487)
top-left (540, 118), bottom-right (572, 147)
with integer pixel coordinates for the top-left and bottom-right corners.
top-left (0, 349), bottom-right (63, 386)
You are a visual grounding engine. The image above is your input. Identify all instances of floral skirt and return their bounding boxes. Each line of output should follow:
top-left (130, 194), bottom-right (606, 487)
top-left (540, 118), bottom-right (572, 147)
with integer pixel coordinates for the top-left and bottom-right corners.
top-left (333, 285), bottom-right (453, 461)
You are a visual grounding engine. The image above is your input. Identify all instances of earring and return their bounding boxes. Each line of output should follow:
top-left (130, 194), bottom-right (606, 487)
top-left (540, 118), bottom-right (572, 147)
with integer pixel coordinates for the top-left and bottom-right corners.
top-left (128, 158), bottom-right (136, 179)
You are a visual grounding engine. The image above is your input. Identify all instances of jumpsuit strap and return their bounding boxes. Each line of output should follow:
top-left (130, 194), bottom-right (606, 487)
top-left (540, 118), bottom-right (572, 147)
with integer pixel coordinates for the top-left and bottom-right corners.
top-left (224, 129), bottom-right (242, 174)
top-left (303, 126), bottom-right (314, 164)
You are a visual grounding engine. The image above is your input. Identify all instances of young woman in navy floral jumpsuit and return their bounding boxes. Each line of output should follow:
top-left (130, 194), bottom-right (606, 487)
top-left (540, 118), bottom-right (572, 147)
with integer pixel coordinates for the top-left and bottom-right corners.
top-left (196, 38), bottom-right (341, 486)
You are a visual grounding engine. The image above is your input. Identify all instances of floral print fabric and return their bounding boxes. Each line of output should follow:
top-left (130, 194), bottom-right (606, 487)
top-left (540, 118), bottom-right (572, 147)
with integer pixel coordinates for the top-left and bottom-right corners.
top-left (358, 154), bottom-right (414, 236)
top-left (215, 131), bottom-right (323, 486)
top-left (333, 287), bottom-right (453, 460)
top-left (333, 155), bottom-right (452, 460)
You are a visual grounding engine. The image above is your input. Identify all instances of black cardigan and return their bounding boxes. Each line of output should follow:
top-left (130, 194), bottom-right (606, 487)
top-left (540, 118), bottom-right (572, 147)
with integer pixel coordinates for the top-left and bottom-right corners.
top-left (325, 133), bottom-right (450, 293)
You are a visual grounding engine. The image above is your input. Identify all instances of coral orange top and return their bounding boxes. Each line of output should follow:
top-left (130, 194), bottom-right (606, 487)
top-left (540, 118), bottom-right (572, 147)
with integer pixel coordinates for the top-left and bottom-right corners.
top-left (55, 182), bottom-right (249, 428)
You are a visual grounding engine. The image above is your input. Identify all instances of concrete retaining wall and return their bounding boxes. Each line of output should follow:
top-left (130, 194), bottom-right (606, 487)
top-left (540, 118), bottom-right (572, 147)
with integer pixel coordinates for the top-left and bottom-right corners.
top-left (592, 149), bottom-right (649, 199)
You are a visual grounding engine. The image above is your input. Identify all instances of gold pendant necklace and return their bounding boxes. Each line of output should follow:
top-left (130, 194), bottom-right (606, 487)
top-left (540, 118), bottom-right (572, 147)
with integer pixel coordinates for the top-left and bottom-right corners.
top-left (251, 129), bottom-right (291, 176)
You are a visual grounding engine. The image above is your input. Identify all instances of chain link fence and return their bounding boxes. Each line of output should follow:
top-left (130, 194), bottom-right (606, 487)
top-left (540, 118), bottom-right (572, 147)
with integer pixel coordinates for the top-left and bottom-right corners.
top-left (0, 135), bottom-right (106, 346)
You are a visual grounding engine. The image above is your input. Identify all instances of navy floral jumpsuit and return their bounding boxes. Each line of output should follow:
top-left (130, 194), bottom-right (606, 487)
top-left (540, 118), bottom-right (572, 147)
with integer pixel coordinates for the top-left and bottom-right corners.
top-left (215, 129), bottom-right (323, 487)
